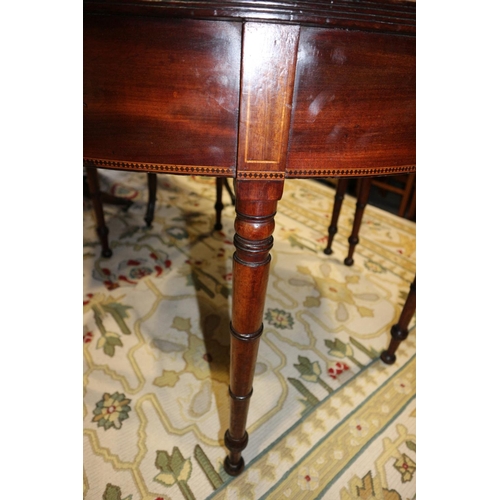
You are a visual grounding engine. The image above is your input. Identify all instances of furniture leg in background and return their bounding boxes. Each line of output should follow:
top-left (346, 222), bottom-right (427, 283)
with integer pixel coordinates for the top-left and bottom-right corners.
top-left (324, 178), bottom-right (349, 256)
top-left (84, 170), bottom-right (133, 211)
top-left (86, 170), bottom-right (236, 257)
top-left (323, 177), bottom-right (371, 266)
top-left (380, 278), bottom-right (416, 365)
top-left (85, 167), bottom-right (156, 258)
top-left (144, 173), bottom-right (157, 227)
top-left (214, 177), bottom-right (236, 231)
top-left (344, 177), bottom-right (372, 266)
top-left (143, 174), bottom-right (235, 231)
top-left (85, 166), bottom-right (112, 258)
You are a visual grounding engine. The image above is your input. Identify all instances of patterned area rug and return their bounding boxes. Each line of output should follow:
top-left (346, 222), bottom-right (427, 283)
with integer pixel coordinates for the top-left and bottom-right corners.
top-left (83, 171), bottom-right (416, 500)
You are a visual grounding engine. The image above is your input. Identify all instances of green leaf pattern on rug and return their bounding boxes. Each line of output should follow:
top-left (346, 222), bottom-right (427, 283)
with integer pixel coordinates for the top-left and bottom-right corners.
top-left (325, 338), bottom-right (365, 369)
top-left (194, 444), bottom-right (224, 489)
top-left (406, 440), bottom-right (416, 452)
top-left (84, 293), bottom-right (132, 357)
top-left (92, 392), bottom-right (132, 430)
top-left (265, 308), bottom-right (294, 329)
top-left (350, 337), bottom-right (380, 360)
top-left (154, 448), bottom-right (195, 500)
top-left (153, 369), bottom-right (180, 388)
top-left (293, 356), bottom-right (333, 394)
top-left (102, 483), bottom-right (132, 500)
top-left (288, 377), bottom-right (321, 415)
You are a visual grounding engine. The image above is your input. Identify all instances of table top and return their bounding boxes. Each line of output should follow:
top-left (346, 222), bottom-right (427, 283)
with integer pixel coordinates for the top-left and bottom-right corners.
top-left (83, 0), bottom-right (415, 180)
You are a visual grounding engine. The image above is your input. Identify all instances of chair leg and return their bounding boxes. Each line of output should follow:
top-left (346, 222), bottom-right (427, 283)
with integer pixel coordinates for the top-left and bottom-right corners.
top-left (214, 177), bottom-right (225, 231)
top-left (214, 177), bottom-right (236, 231)
top-left (380, 278), bottom-right (416, 365)
top-left (407, 185), bottom-right (416, 221)
top-left (344, 177), bottom-right (371, 266)
top-left (85, 167), bottom-right (112, 258)
top-left (144, 173), bottom-right (157, 227)
top-left (324, 178), bottom-right (349, 255)
top-left (223, 178), bottom-right (236, 206)
top-left (397, 173), bottom-right (416, 218)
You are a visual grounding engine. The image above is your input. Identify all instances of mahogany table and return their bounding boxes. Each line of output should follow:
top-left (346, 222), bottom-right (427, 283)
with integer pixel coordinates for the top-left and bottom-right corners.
top-left (83, 0), bottom-right (415, 476)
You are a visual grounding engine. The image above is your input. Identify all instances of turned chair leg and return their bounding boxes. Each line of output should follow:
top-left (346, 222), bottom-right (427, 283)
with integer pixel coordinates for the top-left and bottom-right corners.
top-left (85, 167), bottom-right (112, 258)
top-left (214, 177), bottom-right (224, 231)
top-left (214, 177), bottom-right (236, 231)
top-left (324, 178), bottom-right (349, 255)
top-left (344, 177), bottom-right (372, 266)
top-left (144, 173), bottom-right (157, 227)
top-left (380, 278), bottom-right (416, 365)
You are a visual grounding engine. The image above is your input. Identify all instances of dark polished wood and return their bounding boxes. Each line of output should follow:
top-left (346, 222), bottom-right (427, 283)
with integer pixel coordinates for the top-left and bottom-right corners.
top-left (225, 180), bottom-right (283, 474)
top-left (324, 178), bottom-right (349, 256)
top-left (145, 173), bottom-right (157, 227)
top-left (324, 177), bottom-right (372, 265)
top-left (84, 15), bottom-right (241, 172)
top-left (214, 178), bottom-right (236, 231)
top-left (86, 166), bottom-right (112, 258)
top-left (344, 177), bottom-right (372, 266)
top-left (84, 0), bottom-right (415, 475)
top-left (287, 29), bottom-right (415, 177)
top-left (381, 278), bottom-right (416, 365)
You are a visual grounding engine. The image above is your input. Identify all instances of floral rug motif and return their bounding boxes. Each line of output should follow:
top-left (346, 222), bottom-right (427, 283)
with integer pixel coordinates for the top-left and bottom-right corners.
top-left (83, 171), bottom-right (416, 499)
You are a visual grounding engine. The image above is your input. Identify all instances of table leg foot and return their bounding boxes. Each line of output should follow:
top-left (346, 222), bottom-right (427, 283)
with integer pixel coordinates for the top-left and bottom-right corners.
top-left (380, 278), bottom-right (416, 365)
top-left (224, 456), bottom-right (245, 476)
top-left (224, 429), bottom-right (248, 476)
top-left (344, 256), bottom-right (354, 266)
top-left (380, 350), bottom-right (396, 365)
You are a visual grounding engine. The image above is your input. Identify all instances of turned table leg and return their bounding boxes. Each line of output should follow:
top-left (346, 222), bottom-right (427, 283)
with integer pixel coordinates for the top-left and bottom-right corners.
top-left (85, 167), bottom-right (112, 258)
top-left (324, 178), bottom-right (349, 255)
top-left (380, 278), bottom-right (416, 365)
top-left (224, 180), bottom-right (281, 476)
top-left (344, 177), bottom-right (372, 266)
top-left (144, 173), bottom-right (157, 227)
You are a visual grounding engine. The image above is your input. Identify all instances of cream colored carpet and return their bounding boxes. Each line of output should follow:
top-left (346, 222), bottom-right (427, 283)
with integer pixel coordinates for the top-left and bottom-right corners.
top-left (83, 171), bottom-right (416, 500)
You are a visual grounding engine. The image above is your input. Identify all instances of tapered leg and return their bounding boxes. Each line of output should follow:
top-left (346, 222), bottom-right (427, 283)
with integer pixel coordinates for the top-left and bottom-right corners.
top-left (380, 278), bottom-right (416, 365)
top-left (224, 180), bottom-right (282, 476)
top-left (344, 177), bottom-right (372, 266)
top-left (144, 173), bottom-right (157, 227)
top-left (324, 178), bottom-right (349, 255)
top-left (86, 167), bottom-right (112, 258)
